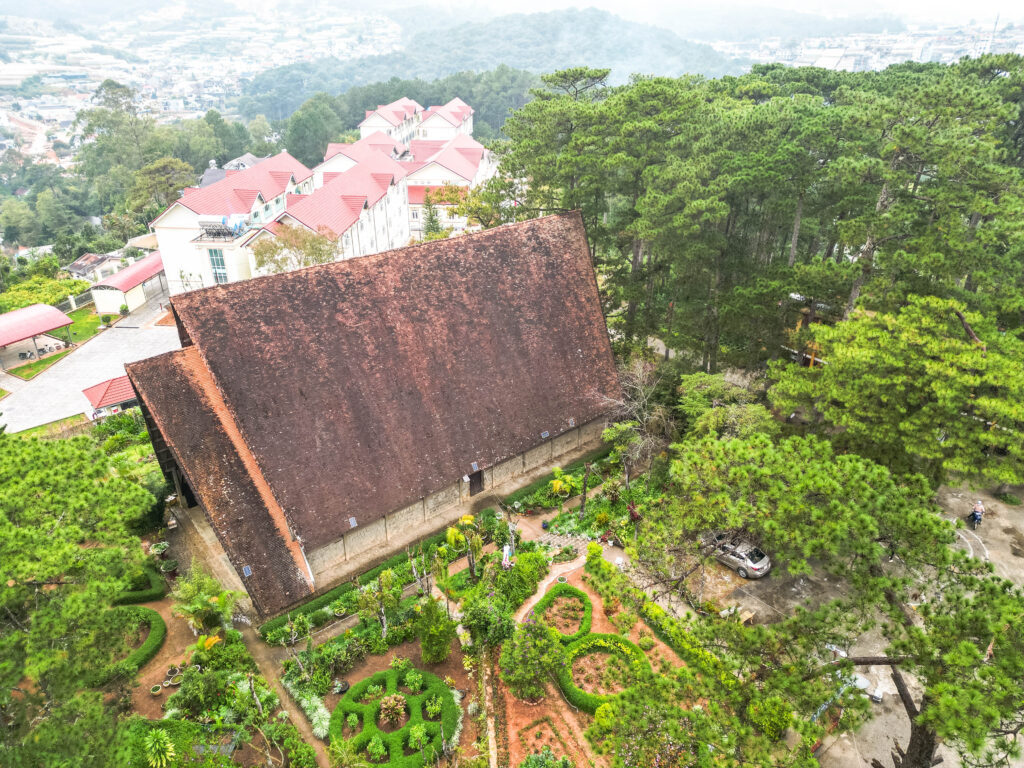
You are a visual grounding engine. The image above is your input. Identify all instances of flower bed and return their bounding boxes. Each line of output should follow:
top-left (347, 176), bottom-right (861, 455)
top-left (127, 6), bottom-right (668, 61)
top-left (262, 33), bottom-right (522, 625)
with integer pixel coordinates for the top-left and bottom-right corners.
top-left (553, 634), bottom-right (650, 714)
top-left (502, 445), bottom-right (614, 509)
top-left (329, 667), bottom-right (460, 767)
top-left (531, 583), bottom-right (592, 643)
top-left (90, 606), bottom-right (167, 687)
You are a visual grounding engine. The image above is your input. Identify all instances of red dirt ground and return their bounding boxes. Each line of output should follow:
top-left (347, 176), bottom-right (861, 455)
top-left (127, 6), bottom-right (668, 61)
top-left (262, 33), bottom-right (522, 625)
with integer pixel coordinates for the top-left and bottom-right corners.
top-left (129, 594), bottom-right (196, 719)
top-left (500, 562), bottom-right (686, 768)
top-left (543, 595), bottom-right (585, 636)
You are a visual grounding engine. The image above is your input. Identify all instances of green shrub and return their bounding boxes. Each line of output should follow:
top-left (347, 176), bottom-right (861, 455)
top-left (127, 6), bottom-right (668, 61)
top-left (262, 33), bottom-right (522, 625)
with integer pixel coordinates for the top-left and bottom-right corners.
top-left (112, 565), bottom-right (167, 605)
top-left (408, 723), bottom-right (429, 751)
top-left (637, 634), bottom-right (655, 651)
top-left (520, 746), bottom-right (574, 768)
top-left (367, 734), bottom-right (387, 761)
top-left (390, 654), bottom-right (412, 674)
top-left (101, 314), bottom-right (112, 324)
top-left (996, 492), bottom-right (1022, 506)
top-left (404, 670), bottom-right (423, 693)
top-left (747, 696), bottom-right (792, 741)
top-left (347, 712), bottom-right (359, 731)
top-left (500, 617), bottom-right (562, 701)
top-left (530, 583), bottom-right (593, 643)
top-left (552, 634), bottom-right (651, 714)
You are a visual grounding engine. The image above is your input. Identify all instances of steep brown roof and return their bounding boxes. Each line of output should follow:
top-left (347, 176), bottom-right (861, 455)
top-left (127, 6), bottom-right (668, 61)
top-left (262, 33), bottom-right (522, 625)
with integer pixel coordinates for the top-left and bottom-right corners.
top-left (128, 212), bottom-right (618, 613)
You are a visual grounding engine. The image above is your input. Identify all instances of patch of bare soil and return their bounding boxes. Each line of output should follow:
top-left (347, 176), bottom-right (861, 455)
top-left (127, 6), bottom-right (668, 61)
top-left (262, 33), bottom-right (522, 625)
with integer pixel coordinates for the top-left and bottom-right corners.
top-left (517, 715), bottom-right (574, 763)
top-left (500, 678), bottom-right (601, 768)
top-left (571, 651), bottom-right (634, 697)
top-left (544, 595), bottom-right (585, 636)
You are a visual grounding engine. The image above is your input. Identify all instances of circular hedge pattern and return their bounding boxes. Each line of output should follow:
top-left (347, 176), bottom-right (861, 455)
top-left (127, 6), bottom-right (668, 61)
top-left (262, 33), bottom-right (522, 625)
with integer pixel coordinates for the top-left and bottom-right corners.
top-left (531, 582), bottom-right (592, 643)
top-left (329, 667), bottom-right (459, 768)
top-left (553, 633), bottom-right (651, 714)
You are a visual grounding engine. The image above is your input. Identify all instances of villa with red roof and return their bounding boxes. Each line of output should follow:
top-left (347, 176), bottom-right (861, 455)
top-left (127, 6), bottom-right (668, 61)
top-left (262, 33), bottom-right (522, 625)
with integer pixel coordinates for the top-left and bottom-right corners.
top-left (150, 151), bottom-right (314, 294)
top-left (148, 98), bottom-right (493, 296)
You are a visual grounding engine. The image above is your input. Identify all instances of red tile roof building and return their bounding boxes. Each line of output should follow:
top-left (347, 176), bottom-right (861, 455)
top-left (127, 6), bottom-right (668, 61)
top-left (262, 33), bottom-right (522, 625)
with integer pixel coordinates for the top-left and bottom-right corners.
top-left (127, 214), bottom-right (618, 616)
top-left (83, 375), bottom-right (137, 410)
top-left (149, 99), bottom-right (493, 298)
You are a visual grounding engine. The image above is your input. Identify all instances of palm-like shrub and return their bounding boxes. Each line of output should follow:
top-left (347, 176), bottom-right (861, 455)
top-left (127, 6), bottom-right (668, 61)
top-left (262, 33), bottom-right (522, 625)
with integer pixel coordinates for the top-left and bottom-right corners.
top-left (144, 729), bottom-right (175, 768)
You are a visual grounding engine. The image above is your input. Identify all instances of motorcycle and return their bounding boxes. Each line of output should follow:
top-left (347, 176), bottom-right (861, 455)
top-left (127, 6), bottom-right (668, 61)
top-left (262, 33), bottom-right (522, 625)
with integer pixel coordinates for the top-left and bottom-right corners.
top-left (969, 509), bottom-right (983, 530)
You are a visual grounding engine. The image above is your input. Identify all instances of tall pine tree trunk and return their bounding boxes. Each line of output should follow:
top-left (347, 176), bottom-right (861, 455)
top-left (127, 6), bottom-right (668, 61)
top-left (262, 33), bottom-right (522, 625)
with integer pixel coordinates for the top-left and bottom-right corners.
top-left (788, 194), bottom-right (804, 267)
top-left (844, 183), bottom-right (892, 319)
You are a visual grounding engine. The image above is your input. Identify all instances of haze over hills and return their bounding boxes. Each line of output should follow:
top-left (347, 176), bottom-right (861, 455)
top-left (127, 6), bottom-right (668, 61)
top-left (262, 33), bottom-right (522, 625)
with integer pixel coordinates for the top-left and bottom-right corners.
top-left (238, 8), bottom-right (747, 120)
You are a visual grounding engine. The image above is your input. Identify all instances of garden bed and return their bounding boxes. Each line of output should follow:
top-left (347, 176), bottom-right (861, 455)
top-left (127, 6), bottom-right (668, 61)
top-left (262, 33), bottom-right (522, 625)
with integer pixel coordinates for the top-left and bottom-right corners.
top-left (531, 582), bottom-right (592, 643)
top-left (329, 666), bottom-right (460, 767)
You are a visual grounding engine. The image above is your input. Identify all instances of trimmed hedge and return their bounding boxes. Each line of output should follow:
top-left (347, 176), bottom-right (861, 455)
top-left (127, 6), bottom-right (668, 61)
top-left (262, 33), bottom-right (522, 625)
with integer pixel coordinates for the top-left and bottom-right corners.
top-left (328, 667), bottom-right (459, 767)
top-left (553, 633), bottom-right (650, 714)
top-left (92, 606), bottom-right (167, 687)
top-left (531, 583), bottom-right (593, 643)
top-left (503, 444), bottom-right (614, 507)
top-left (112, 565), bottom-right (167, 605)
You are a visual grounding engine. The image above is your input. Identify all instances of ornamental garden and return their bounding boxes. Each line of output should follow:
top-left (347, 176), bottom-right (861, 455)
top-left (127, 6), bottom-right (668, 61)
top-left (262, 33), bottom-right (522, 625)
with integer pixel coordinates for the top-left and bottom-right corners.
top-left (8, 360), bottom-right (1024, 768)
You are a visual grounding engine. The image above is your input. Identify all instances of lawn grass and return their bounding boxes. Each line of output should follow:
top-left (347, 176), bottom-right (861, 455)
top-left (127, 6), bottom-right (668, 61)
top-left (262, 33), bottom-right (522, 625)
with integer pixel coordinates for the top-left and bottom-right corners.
top-left (17, 413), bottom-right (89, 438)
top-left (0, 388), bottom-right (8, 399)
top-left (63, 307), bottom-right (104, 343)
top-left (8, 349), bottom-right (73, 380)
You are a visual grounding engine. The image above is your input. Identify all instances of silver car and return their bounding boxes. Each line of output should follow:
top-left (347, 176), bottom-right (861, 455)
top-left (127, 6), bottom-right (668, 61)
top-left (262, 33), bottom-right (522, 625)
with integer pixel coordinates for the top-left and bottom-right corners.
top-left (705, 532), bottom-right (772, 579)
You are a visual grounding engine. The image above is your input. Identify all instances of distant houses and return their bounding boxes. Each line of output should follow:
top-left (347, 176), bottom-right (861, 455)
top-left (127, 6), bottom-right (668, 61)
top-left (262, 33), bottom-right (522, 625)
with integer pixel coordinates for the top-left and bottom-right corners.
top-left (149, 97), bottom-right (495, 296)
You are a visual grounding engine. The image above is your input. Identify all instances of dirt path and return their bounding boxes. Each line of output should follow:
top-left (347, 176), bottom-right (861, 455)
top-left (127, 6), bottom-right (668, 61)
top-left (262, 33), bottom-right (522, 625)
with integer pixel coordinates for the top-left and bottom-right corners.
top-left (130, 596), bottom-right (195, 719)
top-left (241, 625), bottom-right (331, 768)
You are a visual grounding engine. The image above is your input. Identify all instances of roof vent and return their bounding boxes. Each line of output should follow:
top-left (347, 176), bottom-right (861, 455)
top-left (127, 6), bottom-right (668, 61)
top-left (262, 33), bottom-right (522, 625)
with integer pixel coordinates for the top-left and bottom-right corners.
top-left (568, 417), bottom-right (576, 427)
top-left (471, 461), bottom-right (479, 472)
top-left (541, 430), bottom-right (550, 439)
top-left (242, 565), bottom-right (252, 578)
top-left (348, 517), bottom-right (358, 529)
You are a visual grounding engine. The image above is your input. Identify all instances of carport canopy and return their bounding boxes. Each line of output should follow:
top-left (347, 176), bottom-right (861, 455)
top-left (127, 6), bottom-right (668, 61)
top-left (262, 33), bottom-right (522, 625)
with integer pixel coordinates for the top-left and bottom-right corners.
top-left (0, 304), bottom-right (73, 348)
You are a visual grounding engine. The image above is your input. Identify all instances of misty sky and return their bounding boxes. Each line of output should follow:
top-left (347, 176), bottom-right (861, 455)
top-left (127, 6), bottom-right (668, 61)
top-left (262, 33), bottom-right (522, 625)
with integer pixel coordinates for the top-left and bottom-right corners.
top-left (457, 0), bottom-right (1021, 27)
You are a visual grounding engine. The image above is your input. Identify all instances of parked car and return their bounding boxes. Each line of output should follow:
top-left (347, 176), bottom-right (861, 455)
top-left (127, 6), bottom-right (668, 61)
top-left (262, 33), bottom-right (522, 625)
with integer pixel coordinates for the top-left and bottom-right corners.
top-left (704, 532), bottom-right (772, 579)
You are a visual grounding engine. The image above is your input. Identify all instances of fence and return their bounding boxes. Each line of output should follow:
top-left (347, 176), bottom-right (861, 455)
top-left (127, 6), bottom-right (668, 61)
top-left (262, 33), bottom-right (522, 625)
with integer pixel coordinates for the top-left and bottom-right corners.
top-left (55, 289), bottom-right (95, 314)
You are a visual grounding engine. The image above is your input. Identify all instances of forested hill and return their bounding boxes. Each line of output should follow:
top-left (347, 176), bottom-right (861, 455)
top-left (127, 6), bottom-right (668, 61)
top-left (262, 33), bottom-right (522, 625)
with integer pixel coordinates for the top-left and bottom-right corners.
top-left (237, 8), bottom-right (745, 120)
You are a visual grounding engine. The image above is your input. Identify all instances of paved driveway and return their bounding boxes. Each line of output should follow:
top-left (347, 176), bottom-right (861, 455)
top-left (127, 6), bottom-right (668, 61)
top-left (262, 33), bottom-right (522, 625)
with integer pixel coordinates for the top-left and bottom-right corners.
top-left (0, 297), bottom-right (180, 433)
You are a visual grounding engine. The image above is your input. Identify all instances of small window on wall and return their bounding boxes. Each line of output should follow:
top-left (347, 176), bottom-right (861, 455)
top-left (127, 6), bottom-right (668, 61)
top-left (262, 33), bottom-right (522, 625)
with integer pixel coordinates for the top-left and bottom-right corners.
top-left (208, 248), bottom-right (228, 284)
top-left (411, 211), bottom-right (419, 220)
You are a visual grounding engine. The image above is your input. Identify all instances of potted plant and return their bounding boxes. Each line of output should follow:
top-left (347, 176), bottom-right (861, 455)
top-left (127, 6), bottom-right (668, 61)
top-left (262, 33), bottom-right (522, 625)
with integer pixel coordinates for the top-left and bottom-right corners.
top-left (150, 685), bottom-right (163, 697)
top-left (169, 674), bottom-right (184, 686)
top-left (150, 541), bottom-right (170, 557)
top-left (159, 559), bottom-right (179, 574)
top-left (331, 598), bottom-right (346, 618)
top-left (167, 665), bottom-right (180, 678)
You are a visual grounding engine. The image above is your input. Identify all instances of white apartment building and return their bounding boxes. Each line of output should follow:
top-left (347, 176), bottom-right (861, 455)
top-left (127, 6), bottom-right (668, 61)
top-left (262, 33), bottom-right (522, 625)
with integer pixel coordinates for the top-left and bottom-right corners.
top-left (150, 98), bottom-right (493, 295)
